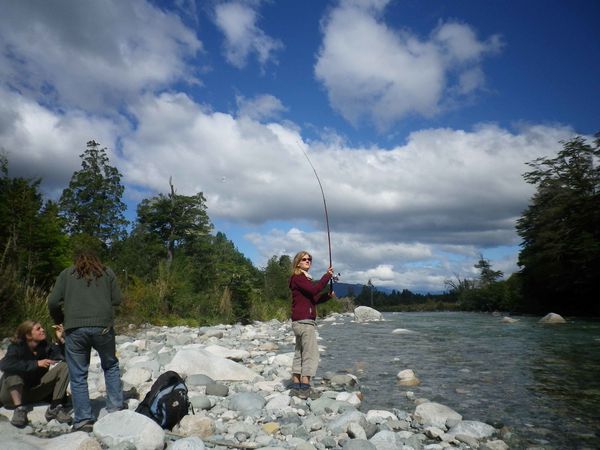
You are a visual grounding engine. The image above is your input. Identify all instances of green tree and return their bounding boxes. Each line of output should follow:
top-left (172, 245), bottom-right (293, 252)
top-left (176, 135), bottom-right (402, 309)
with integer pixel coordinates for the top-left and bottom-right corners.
top-left (136, 180), bottom-right (212, 265)
top-left (59, 140), bottom-right (128, 246)
top-left (0, 154), bottom-right (69, 329)
top-left (516, 134), bottom-right (600, 315)
top-left (474, 254), bottom-right (503, 287)
top-left (263, 255), bottom-right (292, 302)
top-left (0, 156), bottom-right (69, 287)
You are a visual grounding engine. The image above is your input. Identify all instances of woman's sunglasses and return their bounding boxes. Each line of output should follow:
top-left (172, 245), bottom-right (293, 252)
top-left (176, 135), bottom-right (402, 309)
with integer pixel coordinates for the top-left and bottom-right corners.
top-left (301, 257), bottom-right (312, 262)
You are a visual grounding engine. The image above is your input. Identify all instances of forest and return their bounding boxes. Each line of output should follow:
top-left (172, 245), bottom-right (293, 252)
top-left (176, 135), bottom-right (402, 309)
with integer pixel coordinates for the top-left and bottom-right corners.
top-left (1, 134), bottom-right (598, 335)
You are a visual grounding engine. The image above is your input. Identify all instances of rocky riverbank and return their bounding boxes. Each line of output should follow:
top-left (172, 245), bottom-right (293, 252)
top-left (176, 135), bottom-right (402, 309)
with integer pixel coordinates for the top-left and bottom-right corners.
top-left (1, 310), bottom-right (512, 450)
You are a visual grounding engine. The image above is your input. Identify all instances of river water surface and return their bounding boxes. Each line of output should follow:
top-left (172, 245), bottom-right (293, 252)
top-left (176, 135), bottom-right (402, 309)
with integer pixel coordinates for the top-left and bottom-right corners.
top-left (314, 312), bottom-right (600, 449)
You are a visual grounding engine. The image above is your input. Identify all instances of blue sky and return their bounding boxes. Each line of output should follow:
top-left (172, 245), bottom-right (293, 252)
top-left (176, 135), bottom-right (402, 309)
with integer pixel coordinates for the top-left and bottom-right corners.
top-left (1, 0), bottom-right (598, 292)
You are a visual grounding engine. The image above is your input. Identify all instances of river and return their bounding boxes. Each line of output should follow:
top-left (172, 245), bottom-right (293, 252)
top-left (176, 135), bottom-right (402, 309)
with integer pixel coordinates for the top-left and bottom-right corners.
top-left (314, 312), bottom-right (600, 449)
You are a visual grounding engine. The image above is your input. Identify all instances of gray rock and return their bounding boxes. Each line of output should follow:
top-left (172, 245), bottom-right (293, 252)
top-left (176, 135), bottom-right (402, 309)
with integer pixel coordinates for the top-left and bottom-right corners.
top-left (354, 306), bottom-right (383, 322)
top-left (228, 392), bottom-right (266, 416)
top-left (295, 442), bottom-right (318, 450)
top-left (343, 439), bottom-right (377, 450)
top-left (447, 420), bottom-right (495, 439)
top-left (93, 410), bottom-right (165, 450)
top-left (190, 394), bottom-right (212, 410)
top-left (329, 374), bottom-right (357, 389)
top-left (205, 383), bottom-right (229, 397)
top-left (480, 439), bottom-right (509, 450)
top-left (168, 436), bottom-right (206, 450)
top-left (187, 374), bottom-right (215, 386)
top-left (369, 430), bottom-right (404, 450)
top-left (327, 410), bottom-right (367, 434)
top-left (413, 402), bottom-right (462, 429)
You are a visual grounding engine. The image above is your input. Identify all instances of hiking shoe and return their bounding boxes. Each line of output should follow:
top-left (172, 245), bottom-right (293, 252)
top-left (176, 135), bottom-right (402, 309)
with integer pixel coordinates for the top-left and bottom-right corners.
top-left (72, 419), bottom-right (94, 433)
top-left (297, 385), bottom-right (311, 400)
top-left (45, 405), bottom-right (73, 424)
top-left (11, 406), bottom-right (28, 428)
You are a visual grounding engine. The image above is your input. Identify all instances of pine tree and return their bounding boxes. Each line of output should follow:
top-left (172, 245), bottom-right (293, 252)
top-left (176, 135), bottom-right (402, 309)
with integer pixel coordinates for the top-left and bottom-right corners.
top-left (59, 140), bottom-right (128, 246)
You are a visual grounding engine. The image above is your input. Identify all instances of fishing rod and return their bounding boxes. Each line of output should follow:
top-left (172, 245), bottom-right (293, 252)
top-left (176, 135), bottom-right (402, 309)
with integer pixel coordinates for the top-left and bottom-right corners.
top-left (296, 142), bottom-right (336, 292)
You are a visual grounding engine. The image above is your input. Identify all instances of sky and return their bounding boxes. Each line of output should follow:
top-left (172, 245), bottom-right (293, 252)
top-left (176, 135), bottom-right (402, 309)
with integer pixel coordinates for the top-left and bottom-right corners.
top-left (1, 0), bottom-right (598, 293)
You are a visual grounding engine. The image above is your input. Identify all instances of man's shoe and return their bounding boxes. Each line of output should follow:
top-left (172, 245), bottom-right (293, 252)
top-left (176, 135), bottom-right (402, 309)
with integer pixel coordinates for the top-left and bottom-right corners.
top-left (72, 419), bottom-right (94, 433)
top-left (11, 406), bottom-right (28, 428)
top-left (45, 405), bottom-right (73, 424)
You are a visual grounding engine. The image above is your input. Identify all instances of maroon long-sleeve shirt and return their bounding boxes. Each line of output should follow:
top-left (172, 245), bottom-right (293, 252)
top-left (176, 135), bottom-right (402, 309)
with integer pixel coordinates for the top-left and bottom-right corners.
top-left (290, 272), bottom-right (332, 321)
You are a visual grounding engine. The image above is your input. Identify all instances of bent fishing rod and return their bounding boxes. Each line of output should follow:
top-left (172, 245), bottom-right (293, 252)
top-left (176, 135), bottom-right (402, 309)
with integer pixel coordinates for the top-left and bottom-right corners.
top-left (296, 142), bottom-right (336, 292)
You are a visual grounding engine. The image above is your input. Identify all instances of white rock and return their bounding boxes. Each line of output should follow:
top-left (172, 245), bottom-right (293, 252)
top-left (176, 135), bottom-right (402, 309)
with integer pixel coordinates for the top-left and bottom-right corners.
top-left (397, 369), bottom-right (420, 386)
top-left (204, 345), bottom-right (249, 361)
top-left (20, 431), bottom-right (100, 450)
top-left (501, 317), bottom-right (519, 323)
top-left (347, 421), bottom-right (367, 439)
top-left (539, 312), bottom-right (567, 324)
top-left (481, 439), bottom-right (509, 450)
top-left (176, 415), bottom-right (216, 438)
top-left (354, 306), bottom-right (384, 322)
top-left (270, 352), bottom-right (294, 367)
top-left (265, 393), bottom-right (291, 411)
top-left (122, 367), bottom-right (152, 385)
top-left (165, 347), bottom-right (260, 381)
top-left (168, 436), bottom-right (206, 450)
top-left (366, 410), bottom-right (398, 424)
top-left (335, 392), bottom-right (362, 406)
top-left (414, 402), bottom-right (462, 429)
top-left (447, 420), bottom-right (495, 439)
top-left (93, 410), bottom-right (165, 450)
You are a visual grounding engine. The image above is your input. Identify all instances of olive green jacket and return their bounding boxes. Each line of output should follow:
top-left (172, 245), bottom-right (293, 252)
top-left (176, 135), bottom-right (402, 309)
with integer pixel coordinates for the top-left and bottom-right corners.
top-left (48, 266), bottom-right (121, 330)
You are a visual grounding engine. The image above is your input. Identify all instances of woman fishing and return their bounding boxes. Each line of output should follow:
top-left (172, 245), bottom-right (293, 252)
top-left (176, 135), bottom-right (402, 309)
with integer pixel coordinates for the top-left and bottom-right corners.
top-left (289, 250), bottom-right (335, 399)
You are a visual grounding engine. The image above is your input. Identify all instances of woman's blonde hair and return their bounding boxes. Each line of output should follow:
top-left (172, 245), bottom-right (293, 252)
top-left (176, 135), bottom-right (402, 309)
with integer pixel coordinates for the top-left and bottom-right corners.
top-left (291, 251), bottom-right (312, 275)
top-left (12, 320), bottom-right (39, 343)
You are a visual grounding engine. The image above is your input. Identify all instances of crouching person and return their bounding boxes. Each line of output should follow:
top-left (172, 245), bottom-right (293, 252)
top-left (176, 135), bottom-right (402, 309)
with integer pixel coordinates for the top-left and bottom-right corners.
top-left (0, 320), bottom-right (71, 427)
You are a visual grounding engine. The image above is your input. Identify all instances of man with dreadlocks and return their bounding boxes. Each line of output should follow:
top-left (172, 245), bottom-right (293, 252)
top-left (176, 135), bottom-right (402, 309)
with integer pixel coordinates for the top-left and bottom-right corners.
top-left (48, 250), bottom-right (123, 432)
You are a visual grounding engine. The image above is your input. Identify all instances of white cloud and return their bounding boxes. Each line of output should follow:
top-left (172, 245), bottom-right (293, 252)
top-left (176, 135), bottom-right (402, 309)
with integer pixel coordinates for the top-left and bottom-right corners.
top-left (0, 0), bottom-right (202, 113)
top-left (0, 81), bottom-right (574, 291)
top-left (0, 87), bottom-right (122, 197)
top-left (213, 1), bottom-right (283, 69)
top-left (314, 0), bottom-right (503, 130)
top-left (236, 94), bottom-right (287, 121)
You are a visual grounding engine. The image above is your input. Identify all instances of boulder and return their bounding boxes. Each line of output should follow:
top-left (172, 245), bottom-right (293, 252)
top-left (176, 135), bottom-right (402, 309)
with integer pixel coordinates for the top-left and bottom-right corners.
top-left (447, 420), bottom-right (496, 439)
top-left (414, 402), bottom-right (462, 429)
top-left (204, 345), bottom-right (249, 361)
top-left (397, 369), bottom-right (420, 386)
top-left (175, 415), bottom-right (215, 438)
top-left (354, 306), bottom-right (383, 322)
top-left (539, 313), bottom-right (567, 324)
top-left (165, 347), bottom-right (259, 381)
top-left (93, 410), bottom-right (164, 450)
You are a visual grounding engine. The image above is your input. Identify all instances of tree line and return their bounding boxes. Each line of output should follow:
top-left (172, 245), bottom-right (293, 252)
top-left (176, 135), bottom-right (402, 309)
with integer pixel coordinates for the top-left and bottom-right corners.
top-left (1, 133), bottom-right (598, 334)
top-left (0, 140), bottom-right (345, 334)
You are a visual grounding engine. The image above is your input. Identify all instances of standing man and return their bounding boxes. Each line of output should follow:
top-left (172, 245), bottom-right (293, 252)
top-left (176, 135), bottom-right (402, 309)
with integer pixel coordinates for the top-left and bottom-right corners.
top-left (48, 250), bottom-right (123, 432)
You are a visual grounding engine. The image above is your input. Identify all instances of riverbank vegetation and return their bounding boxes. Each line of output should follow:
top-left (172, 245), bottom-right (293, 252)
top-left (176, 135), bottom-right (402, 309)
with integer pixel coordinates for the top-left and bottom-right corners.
top-left (1, 134), bottom-right (598, 334)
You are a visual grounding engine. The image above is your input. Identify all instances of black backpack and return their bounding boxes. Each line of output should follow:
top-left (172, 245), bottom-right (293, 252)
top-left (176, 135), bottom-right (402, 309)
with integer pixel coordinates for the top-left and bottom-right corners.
top-left (135, 370), bottom-right (191, 430)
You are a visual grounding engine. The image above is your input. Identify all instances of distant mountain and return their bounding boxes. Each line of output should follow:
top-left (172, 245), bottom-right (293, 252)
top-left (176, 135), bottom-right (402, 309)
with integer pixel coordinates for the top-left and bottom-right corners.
top-left (332, 282), bottom-right (394, 297)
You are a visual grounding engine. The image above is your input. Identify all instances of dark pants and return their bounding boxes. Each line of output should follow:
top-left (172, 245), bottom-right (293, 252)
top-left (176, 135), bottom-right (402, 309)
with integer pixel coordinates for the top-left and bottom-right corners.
top-left (0, 361), bottom-right (69, 407)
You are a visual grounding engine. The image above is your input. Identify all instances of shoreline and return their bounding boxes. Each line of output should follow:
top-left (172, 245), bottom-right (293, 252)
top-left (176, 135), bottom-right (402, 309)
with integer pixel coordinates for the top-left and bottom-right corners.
top-left (1, 312), bottom-right (515, 449)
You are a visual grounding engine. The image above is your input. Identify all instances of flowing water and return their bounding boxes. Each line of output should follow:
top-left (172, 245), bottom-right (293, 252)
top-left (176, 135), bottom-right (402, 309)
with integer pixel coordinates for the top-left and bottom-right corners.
top-left (314, 312), bottom-right (600, 449)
